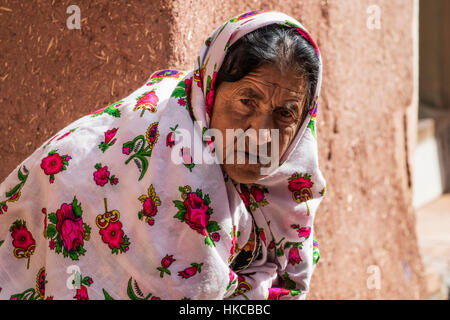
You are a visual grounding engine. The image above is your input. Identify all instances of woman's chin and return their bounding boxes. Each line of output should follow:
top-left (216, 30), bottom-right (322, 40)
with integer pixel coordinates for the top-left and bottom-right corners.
top-left (222, 163), bottom-right (264, 184)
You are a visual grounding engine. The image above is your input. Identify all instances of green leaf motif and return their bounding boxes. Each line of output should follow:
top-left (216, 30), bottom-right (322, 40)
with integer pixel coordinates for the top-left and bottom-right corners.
top-left (103, 289), bottom-right (115, 300)
top-left (173, 200), bottom-right (185, 212)
top-left (46, 224), bottom-right (57, 239)
top-left (307, 119), bottom-right (316, 139)
top-left (71, 197), bottom-right (83, 218)
top-left (171, 88), bottom-right (186, 98)
top-left (68, 249), bottom-right (79, 261)
top-left (205, 236), bottom-right (215, 247)
top-left (104, 106), bottom-right (121, 118)
top-left (173, 210), bottom-right (186, 222)
top-left (206, 221), bottom-right (221, 233)
top-left (203, 194), bottom-right (211, 205)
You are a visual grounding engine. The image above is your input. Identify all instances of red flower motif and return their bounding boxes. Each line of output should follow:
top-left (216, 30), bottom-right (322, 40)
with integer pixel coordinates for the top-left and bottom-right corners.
top-left (288, 247), bottom-right (302, 265)
top-left (177, 97), bottom-right (186, 106)
top-left (288, 176), bottom-right (313, 192)
top-left (136, 90), bottom-right (159, 112)
top-left (181, 148), bottom-right (193, 165)
top-left (258, 228), bottom-right (266, 245)
top-left (74, 285), bottom-right (89, 300)
top-left (161, 255), bottom-right (176, 268)
top-left (166, 132), bottom-right (175, 148)
top-left (142, 197), bottom-right (158, 218)
top-left (99, 221), bottom-right (125, 249)
top-left (205, 72), bottom-right (217, 118)
top-left (239, 185), bottom-right (251, 208)
top-left (211, 232), bottom-right (220, 242)
top-left (56, 130), bottom-right (72, 141)
top-left (122, 146), bottom-right (131, 155)
top-left (11, 224), bottom-right (35, 251)
top-left (178, 263), bottom-right (202, 279)
top-left (295, 226), bottom-right (311, 239)
top-left (104, 128), bottom-right (118, 144)
top-left (250, 186), bottom-right (265, 203)
top-left (298, 227), bottom-right (311, 238)
top-left (267, 287), bottom-right (291, 300)
top-left (40, 153), bottom-right (64, 175)
top-left (93, 166), bottom-right (110, 187)
top-left (230, 226), bottom-right (238, 255)
top-left (183, 192), bottom-right (210, 236)
top-left (49, 239), bottom-right (56, 250)
top-left (184, 77), bottom-right (192, 105)
top-left (55, 203), bottom-right (84, 253)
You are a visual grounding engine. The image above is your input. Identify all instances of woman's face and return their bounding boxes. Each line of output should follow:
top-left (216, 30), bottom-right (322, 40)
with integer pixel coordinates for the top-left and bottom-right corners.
top-left (210, 63), bottom-right (307, 184)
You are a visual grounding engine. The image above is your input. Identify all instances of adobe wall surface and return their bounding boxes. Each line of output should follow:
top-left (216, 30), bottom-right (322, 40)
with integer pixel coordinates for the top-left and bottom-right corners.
top-left (0, 0), bottom-right (425, 299)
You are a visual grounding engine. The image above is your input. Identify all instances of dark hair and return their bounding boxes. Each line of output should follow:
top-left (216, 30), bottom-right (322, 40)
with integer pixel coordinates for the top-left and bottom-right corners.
top-left (215, 24), bottom-right (320, 124)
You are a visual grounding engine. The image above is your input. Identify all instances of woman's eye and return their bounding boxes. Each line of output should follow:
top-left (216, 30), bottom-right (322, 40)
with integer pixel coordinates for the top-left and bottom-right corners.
top-left (240, 99), bottom-right (251, 106)
top-left (279, 108), bottom-right (293, 118)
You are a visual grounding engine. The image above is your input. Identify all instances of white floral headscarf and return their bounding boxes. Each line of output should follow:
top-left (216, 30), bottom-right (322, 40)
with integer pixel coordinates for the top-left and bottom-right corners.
top-left (0, 10), bottom-right (325, 300)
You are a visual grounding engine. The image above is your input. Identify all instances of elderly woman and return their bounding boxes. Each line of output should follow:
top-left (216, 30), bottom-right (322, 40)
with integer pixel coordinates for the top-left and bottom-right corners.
top-left (0, 10), bottom-right (325, 300)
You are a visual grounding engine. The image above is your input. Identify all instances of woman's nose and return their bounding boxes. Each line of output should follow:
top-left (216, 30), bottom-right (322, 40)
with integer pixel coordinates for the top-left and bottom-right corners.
top-left (250, 115), bottom-right (274, 145)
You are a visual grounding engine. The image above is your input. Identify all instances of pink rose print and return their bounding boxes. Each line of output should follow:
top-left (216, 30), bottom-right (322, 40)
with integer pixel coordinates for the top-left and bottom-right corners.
top-left (166, 125), bottom-right (179, 148)
top-left (288, 173), bottom-right (314, 205)
top-left (257, 227), bottom-right (266, 245)
top-left (166, 131), bottom-right (176, 147)
top-left (74, 285), bottom-right (89, 300)
top-left (99, 128), bottom-right (118, 152)
top-left (56, 205), bottom-right (84, 253)
top-left (181, 147), bottom-right (195, 171)
top-left (45, 196), bottom-right (90, 260)
top-left (40, 150), bottom-right (71, 184)
top-left (250, 186), bottom-right (265, 202)
top-left (157, 254), bottom-right (176, 278)
top-left (267, 287), bottom-right (298, 300)
top-left (288, 247), bottom-right (302, 265)
top-left (239, 185), bottom-right (251, 208)
top-left (239, 184), bottom-right (269, 210)
top-left (133, 90), bottom-right (159, 117)
top-left (226, 269), bottom-right (238, 291)
top-left (173, 186), bottom-right (220, 247)
top-left (93, 163), bottom-right (119, 187)
top-left (205, 71), bottom-right (218, 119)
top-left (291, 224), bottom-right (311, 240)
top-left (73, 274), bottom-right (93, 300)
top-left (178, 262), bottom-right (203, 279)
top-left (138, 184), bottom-right (161, 226)
top-left (184, 192), bottom-right (210, 236)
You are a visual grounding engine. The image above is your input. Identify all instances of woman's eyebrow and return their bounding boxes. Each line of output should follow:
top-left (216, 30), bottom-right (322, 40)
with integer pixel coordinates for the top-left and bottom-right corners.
top-left (238, 87), bottom-right (265, 101)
